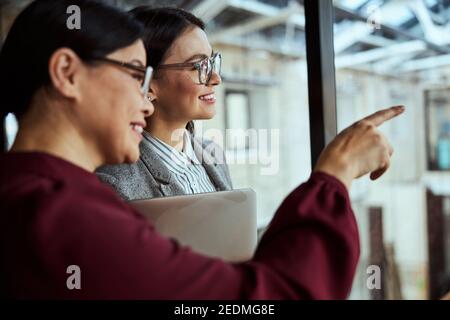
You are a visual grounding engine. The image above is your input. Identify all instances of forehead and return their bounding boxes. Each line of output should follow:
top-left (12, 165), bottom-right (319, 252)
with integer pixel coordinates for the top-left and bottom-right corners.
top-left (164, 26), bottom-right (212, 63)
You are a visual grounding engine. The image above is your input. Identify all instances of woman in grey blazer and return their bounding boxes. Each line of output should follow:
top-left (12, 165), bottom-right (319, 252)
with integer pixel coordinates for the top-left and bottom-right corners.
top-left (97, 132), bottom-right (232, 200)
top-left (96, 7), bottom-right (232, 200)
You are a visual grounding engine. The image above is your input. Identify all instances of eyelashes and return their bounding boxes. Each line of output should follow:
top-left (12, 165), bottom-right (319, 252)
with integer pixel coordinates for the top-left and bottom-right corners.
top-left (131, 73), bottom-right (144, 84)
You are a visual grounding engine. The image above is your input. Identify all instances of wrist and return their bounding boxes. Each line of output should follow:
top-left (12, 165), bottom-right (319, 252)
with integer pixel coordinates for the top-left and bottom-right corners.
top-left (313, 156), bottom-right (354, 190)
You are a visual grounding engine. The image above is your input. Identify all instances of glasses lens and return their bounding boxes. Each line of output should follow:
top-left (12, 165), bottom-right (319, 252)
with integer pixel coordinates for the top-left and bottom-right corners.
top-left (198, 59), bottom-right (209, 84)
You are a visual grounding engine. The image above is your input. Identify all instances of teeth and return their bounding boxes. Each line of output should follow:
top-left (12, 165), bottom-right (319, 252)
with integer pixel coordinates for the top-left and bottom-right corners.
top-left (199, 94), bottom-right (215, 100)
top-left (132, 125), bottom-right (143, 133)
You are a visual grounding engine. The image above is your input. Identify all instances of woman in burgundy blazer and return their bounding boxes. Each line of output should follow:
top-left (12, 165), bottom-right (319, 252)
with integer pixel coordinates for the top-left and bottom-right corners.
top-left (0, 0), bottom-right (403, 299)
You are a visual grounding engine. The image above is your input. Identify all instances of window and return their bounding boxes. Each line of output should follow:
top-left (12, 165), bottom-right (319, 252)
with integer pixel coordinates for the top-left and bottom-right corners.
top-left (225, 90), bottom-right (251, 149)
top-left (5, 114), bottom-right (18, 150)
top-left (425, 88), bottom-right (450, 171)
top-left (334, 0), bottom-right (450, 299)
top-left (197, 0), bottom-right (311, 231)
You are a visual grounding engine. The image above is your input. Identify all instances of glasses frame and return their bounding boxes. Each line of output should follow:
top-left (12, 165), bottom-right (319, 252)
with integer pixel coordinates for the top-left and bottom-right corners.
top-left (157, 52), bottom-right (222, 85)
top-left (91, 57), bottom-right (153, 99)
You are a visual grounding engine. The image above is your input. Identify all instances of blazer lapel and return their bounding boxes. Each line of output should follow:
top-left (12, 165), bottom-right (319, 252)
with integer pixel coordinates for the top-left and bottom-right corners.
top-left (139, 139), bottom-right (186, 197)
top-left (192, 136), bottom-right (228, 191)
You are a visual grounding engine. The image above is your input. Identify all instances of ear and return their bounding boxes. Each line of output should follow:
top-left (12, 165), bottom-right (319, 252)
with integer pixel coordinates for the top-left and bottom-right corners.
top-left (48, 48), bottom-right (83, 100)
top-left (148, 81), bottom-right (158, 102)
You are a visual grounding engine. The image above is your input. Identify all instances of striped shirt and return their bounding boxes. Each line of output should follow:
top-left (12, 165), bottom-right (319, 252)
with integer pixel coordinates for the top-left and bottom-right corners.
top-left (143, 131), bottom-right (217, 194)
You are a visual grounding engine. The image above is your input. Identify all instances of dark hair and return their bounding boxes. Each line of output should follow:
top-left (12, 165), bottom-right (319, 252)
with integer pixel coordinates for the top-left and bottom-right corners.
top-left (0, 0), bottom-right (144, 119)
top-left (130, 6), bottom-right (206, 135)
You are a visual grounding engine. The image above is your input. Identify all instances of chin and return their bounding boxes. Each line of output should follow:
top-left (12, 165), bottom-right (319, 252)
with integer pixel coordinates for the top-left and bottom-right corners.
top-left (199, 109), bottom-right (216, 120)
top-left (123, 150), bottom-right (140, 164)
top-left (116, 144), bottom-right (140, 164)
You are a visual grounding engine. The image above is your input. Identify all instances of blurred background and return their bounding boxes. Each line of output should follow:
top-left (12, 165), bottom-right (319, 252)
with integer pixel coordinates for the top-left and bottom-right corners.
top-left (1, 0), bottom-right (450, 300)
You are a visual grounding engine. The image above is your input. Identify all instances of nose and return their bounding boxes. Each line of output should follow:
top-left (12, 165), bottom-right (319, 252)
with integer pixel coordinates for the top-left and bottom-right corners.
top-left (208, 70), bottom-right (221, 86)
top-left (142, 96), bottom-right (154, 117)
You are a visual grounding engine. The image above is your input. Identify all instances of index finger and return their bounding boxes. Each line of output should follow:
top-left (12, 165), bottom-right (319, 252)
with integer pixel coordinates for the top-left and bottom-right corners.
top-left (362, 105), bottom-right (405, 127)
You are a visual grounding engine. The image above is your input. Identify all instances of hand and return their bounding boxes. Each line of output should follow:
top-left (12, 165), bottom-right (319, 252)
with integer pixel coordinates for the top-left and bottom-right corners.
top-left (314, 106), bottom-right (405, 190)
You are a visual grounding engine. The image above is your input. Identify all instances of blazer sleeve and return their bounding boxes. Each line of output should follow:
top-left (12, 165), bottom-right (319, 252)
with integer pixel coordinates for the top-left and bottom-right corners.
top-left (47, 171), bottom-right (359, 299)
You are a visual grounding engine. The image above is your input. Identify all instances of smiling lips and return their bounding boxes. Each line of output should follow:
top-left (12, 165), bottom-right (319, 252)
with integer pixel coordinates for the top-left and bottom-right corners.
top-left (199, 93), bottom-right (216, 104)
top-left (130, 93), bottom-right (215, 142)
top-left (131, 122), bottom-right (145, 141)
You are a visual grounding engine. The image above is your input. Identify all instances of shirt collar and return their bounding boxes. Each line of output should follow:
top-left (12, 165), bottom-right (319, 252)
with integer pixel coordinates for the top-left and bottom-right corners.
top-left (143, 131), bottom-right (200, 169)
top-left (182, 132), bottom-right (201, 165)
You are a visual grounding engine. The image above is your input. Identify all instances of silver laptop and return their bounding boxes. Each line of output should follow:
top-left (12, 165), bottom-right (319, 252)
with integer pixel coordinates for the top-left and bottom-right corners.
top-left (129, 188), bottom-right (257, 262)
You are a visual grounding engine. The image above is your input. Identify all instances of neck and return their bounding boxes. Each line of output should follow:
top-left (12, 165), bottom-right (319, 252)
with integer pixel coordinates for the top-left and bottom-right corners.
top-left (146, 118), bottom-right (189, 151)
top-left (11, 103), bottom-right (102, 172)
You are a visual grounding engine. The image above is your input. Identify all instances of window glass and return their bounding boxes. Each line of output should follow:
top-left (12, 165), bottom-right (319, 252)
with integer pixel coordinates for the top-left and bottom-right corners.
top-left (334, 0), bottom-right (450, 299)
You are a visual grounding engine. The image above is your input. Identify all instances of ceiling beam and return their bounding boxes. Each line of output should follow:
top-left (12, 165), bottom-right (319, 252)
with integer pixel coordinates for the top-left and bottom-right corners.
top-left (334, 3), bottom-right (450, 54)
top-left (209, 1), bottom-right (304, 43)
top-left (408, 0), bottom-right (450, 46)
top-left (371, 52), bottom-right (419, 73)
top-left (399, 54), bottom-right (450, 72)
top-left (335, 40), bottom-right (426, 68)
top-left (213, 36), bottom-right (304, 59)
top-left (360, 34), bottom-right (397, 48)
top-left (334, 21), bottom-right (373, 53)
top-left (227, 0), bottom-right (305, 28)
top-left (191, 0), bottom-right (229, 24)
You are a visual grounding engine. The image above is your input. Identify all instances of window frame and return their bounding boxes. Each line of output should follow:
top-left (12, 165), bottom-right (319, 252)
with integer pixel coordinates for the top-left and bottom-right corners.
top-left (224, 89), bottom-right (252, 151)
top-left (303, 0), bottom-right (338, 168)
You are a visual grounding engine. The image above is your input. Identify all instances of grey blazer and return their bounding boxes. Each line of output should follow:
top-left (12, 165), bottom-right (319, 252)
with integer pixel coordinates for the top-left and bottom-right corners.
top-left (96, 134), bottom-right (233, 201)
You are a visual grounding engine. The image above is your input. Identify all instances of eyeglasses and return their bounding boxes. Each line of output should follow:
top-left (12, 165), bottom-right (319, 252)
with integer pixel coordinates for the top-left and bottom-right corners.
top-left (91, 57), bottom-right (153, 99)
top-left (157, 52), bottom-right (222, 85)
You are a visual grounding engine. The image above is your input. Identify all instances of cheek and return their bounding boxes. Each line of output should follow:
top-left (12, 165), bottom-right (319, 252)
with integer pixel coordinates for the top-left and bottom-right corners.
top-left (107, 92), bottom-right (143, 163)
top-left (81, 72), bottom-right (125, 125)
top-left (96, 78), bottom-right (141, 156)
top-left (79, 78), bottom-right (113, 129)
top-left (160, 75), bottom-right (202, 115)
top-left (105, 73), bottom-right (141, 122)
top-left (78, 70), bottom-right (143, 163)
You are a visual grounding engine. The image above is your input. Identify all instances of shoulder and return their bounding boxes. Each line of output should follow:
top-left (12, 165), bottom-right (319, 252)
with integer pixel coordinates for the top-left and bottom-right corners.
top-left (95, 161), bottom-right (157, 200)
top-left (3, 172), bottom-right (136, 223)
top-left (96, 162), bottom-right (142, 179)
top-left (193, 135), bottom-right (233, 189)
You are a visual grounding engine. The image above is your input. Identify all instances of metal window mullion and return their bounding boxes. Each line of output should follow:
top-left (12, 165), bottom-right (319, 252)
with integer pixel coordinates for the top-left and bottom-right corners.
top-left (303, 0), bottom-right (338, 169)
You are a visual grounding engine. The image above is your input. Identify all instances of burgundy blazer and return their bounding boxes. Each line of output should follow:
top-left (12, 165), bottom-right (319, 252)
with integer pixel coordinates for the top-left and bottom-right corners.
top-left (0, 152), bottom-right (359, 299)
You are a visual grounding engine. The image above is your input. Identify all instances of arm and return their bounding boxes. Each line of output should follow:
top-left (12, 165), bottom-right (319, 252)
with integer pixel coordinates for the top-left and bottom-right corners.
top-left (50, 172), bottom-right (357, 299)
top-left (62, 106), bottom-right (401, 299)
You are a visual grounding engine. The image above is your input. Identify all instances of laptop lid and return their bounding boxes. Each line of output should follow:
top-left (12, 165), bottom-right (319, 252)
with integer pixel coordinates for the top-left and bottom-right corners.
top-left (128, 188), bottom-right (257, 262)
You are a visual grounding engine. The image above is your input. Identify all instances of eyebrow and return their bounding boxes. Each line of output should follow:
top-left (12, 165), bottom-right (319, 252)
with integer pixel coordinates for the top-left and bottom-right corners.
top-left (183, 51), bottom-right (214, 63)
